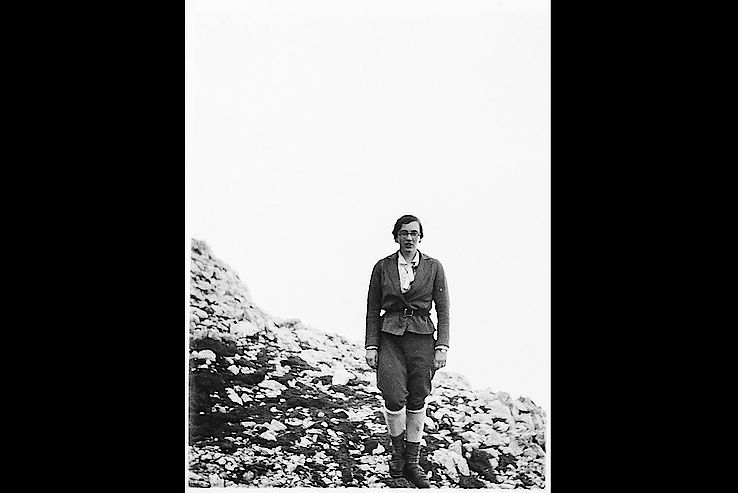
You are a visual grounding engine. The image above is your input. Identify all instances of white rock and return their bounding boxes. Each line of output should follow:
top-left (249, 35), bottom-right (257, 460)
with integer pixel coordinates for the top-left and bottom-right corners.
top-left (449, 440), bottom-right (463, 456)
top-left (517, 413), bottom-right (535, 430)
top-left (269, 419), bottom-right (287, 432)
top-left (208, 474), bottom-right (224, 487)
top-left (487, 400), bottom-right (514, 421)
top-left (372, 444), bottom-right (385, 455)
top-left (258, 379), bottom-right (287, 393)
top-left (226, 392), bottom-right (243, 405)
top-left (526, 443), bottom-right (545, 457)
top-left (507, 437), bottom-right (523, 456)
top-left (190, 349), bottom-right (216, 362)
top-left (331, 366), bottom-right (355, 386)
top-left (455, 456), bottom-right (470, 476)
top-left (227, 364), bottom-right (240, 375)
top-left (494, 421), bottom-right (510, 432)
top-left (295, 328), bottom-right (328, 348)
top-left (512, 399), bottom-right (530, 412)
top-left (260, 430), bottom-right (277, 441)
top-left (191, 307), bottom-right (208, 319)
top-left (483, 429), bottom-right (509, 447)
top-left (471, 423), bottom-right (495, 437)
top-left (430, 449), bottom-right (461, 480)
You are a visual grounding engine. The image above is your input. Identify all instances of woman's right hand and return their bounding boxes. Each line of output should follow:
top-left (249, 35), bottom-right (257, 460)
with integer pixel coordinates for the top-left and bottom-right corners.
top-left (366, 349), bottom-right (378, 369)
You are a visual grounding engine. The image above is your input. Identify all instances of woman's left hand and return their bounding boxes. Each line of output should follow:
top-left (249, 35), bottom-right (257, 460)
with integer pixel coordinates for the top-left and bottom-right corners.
top-left (434, 350), bottom-right (447, 370)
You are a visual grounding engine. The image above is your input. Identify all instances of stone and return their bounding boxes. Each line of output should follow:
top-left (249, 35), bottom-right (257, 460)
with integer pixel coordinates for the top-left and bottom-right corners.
top-left (231, 320), bottom-right (260, 337)
top-left (299, 348), bottom-right (333, 367)
top-left (482, 429), bottom-right (509, 447)
top-left (512, 399), bottom-right (530, 412)
top-left (455, 456), bottom-right (470, 476)
top-left (430, 448), bottom-right (468, 481)
top-left (331, 366), bottom-right (355, 386)
top-left (269, 419), bottom-right (287, 432)
top-left (507, 438), bottom-right (524, 456)
top-left (487, 400), bottom-right (514, 421)
top-left (227, 392), bottom-right (243, 405)
top-left (258, 379), bottom-right (287, 393)
top-left (449, 440), bottom-right (463, 456)
top-left (208, 474), bottom-right (224, 487)
top-left (192, 307), bottom-right (208, 319)
top-left (526, 443), bottom-right (545, 458)
top-left (260, 430), bottom-right (277, 441)
top-left (190, 349), bottom-right (216, 362)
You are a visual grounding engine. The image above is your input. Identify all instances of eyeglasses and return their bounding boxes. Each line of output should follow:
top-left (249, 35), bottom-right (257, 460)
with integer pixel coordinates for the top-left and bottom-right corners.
top-left (398, 231), bottom-right (420, 238)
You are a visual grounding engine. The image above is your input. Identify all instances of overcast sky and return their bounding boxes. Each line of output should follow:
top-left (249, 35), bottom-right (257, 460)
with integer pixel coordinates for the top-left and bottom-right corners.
top-left (186, 0), bottom-right (550, 412)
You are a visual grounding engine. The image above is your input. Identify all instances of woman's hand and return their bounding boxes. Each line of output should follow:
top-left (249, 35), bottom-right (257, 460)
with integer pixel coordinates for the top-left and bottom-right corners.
top-left (434, 349), bottom-right (447, 370)
top-left (366, 348), bottom-right (378, 369)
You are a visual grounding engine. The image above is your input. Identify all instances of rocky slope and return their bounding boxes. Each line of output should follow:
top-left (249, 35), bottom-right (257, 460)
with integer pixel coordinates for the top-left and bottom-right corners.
top-left (188, 239), bottom-right (547, 488)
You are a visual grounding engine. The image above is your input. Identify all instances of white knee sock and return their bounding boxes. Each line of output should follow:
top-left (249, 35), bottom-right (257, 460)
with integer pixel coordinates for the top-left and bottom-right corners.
top-left (406, 405), bottom-right (427, 443)
top-left (383, 406), bottom-right (406, 437)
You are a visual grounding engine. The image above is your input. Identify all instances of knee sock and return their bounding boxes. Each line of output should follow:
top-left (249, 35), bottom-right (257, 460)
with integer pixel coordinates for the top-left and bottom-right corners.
top-left (383, 406), bottom-right (406, 437)
top-left (406, 405), bottom-right (427, 443)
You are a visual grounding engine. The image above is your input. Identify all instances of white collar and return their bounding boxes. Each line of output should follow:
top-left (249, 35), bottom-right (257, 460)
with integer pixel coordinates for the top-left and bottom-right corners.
top-left (398, 250), bottom-right (420, 267)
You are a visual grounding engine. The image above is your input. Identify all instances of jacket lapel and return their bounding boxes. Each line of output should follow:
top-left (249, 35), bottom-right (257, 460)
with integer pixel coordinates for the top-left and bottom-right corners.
top-left (404, 250), bottom-right (428, 298)
top-left (386, 252), bottom-right (402, 293)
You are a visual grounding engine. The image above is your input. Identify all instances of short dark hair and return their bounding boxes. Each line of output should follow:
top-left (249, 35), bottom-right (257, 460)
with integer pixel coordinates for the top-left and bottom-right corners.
top-left (392, 214), bottom-right (424, 239)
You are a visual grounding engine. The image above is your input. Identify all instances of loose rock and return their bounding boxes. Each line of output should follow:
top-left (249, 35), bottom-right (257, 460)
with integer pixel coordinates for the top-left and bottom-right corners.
top-left (188, 239), bottom-right (547, 489)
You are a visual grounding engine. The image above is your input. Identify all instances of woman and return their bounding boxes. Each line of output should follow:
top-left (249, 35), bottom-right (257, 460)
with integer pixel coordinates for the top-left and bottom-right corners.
top-left (365, 214), bottom-right (450, 488)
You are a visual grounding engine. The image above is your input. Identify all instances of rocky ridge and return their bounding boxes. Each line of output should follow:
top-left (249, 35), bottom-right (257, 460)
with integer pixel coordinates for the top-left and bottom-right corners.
top-left (188, 239), bottom-right (547, 488)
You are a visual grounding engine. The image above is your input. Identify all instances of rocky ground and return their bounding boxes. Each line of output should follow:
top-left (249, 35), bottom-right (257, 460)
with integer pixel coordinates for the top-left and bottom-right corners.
top-left (188, 239), bottom-right (547, 488)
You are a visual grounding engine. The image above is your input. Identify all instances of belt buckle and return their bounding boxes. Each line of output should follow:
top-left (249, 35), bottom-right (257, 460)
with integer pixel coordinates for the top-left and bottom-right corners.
top-left (402, 308), bottom-right (414, 317)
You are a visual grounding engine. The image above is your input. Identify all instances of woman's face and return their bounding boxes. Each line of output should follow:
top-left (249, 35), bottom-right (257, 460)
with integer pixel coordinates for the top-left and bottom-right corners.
top-left (396, 221), bottom-right (421, 255)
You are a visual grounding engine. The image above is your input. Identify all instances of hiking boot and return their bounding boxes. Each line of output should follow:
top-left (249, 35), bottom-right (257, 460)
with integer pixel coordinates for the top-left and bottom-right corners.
top-left (389, 431), bottom-right (406, 478)
top-left (403, 441), bottom-right (430, 488)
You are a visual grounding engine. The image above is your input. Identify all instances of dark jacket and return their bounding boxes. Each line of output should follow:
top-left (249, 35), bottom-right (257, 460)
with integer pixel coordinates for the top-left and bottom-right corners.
top-left (365, 250), bottom-right (450, 348)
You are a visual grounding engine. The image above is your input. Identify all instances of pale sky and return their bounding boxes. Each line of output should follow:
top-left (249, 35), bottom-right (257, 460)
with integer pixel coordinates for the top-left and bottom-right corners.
top-left (186, 0), bottom-right (550, 412)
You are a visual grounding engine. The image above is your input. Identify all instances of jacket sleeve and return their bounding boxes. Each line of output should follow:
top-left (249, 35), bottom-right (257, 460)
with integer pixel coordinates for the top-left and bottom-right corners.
top-left (433, 260), bottom-right (450, 347)
top-left (365, 260), bottom-right (383, 348)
